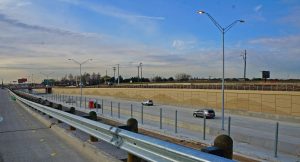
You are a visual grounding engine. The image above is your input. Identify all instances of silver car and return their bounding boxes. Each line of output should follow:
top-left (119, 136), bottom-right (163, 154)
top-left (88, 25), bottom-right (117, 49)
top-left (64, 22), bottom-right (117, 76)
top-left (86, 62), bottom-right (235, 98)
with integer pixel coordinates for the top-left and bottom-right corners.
top-left (193, 109), bottom-right (215, 119)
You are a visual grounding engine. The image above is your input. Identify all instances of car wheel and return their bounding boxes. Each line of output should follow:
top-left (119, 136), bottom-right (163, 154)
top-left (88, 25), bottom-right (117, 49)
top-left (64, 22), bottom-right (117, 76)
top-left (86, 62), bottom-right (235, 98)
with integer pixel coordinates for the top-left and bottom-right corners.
top-left (193, 113), bottom-right (197, 117)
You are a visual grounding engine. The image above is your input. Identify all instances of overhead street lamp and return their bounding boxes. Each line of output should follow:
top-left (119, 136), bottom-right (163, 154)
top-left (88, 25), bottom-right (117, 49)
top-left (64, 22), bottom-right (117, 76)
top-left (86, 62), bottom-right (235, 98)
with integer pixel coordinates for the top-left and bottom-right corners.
top-left (198, 10), bottom-right (244, 130)
top-left (68, 58), bottom-right (92, 107)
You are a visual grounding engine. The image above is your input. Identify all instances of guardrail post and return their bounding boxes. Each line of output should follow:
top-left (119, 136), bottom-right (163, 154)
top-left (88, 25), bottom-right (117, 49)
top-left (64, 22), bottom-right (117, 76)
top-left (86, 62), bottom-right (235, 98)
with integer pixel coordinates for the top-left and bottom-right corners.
top-left (214, 134), bottom-right (233, 159)
top-left (160, 108), bottom-right (162, 129)
top-left (57, 104), bottom-right (63, 123)
top-left (111, 101), bottom-right (113, 117)
top-left (175, 110), bottom-right (177, 133)
top-left (203, 114), bottom-right (206, 140)
top-left (228, 116), bottom-right (231, 136)
top-left (141, 105), bottom-right (144, 124)
top-left (127, 118), bottom-right (140, 162)
top-left (68, 107), bottom-right (76, 131)
top-left (118, 103), bottom-right (120, 118)
top-left (89, 111), bottom-right (98, 142)
top-left (274, 122), bottom-right (279, 158)
top-left (130, 104), bottom-right (133, 117)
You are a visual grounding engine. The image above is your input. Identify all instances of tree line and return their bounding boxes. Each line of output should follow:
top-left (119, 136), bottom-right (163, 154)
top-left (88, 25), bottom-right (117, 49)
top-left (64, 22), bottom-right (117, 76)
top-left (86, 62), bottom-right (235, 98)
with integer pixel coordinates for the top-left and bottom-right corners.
top-left (42, 72), bottom-right (193, 86)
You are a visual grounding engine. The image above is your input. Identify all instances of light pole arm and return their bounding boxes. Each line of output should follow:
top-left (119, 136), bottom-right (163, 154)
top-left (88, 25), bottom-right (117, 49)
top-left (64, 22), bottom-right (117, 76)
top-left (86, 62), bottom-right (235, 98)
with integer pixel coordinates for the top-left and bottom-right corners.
top-left (224, 20), bottom-right (242, 33)
top-left (204, 13), bottom-right (223, 33)
top-left (69, 59), bottom-right (81, 65)
top-left (81, 59), bottom-right (92, 65)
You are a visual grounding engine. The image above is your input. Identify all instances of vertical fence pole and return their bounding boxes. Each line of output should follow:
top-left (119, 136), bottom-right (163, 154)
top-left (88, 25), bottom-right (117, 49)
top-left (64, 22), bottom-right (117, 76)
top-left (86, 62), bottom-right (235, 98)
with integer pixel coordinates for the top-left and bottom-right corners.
top-left (101, 99), bottom-right (104, 114)
top-left (175, 110), bottom-right (178, 133)
top-left (274, 122), bottom-right (279, 158)
top-left (96, 99), bottom-right (98, 112)
top-left (160, 108), bottom-right (162, 129)
top-left (228, 116), bottom-right (231, 136)
top-left (71, 96), bottom-right (74, 105)
top-left (130, 104), bottom-right (133, 117)
top-left (111, 101), bottom-right (113, 117)
top-left (118, 103), bottom-right (120, 118)
top-left (76, 96), bottom-right (78, 107)
top-left (141, 105), bottom-right (144, 124)
top-left (85, 97), bottom-right (86, 109)
top-left (203, 114), bottom-right (206, 140)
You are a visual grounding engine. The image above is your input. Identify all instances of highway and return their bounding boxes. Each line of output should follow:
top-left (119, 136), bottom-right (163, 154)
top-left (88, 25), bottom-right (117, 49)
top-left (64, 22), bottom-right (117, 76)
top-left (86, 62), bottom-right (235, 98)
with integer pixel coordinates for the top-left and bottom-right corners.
top-left (41, 93), bottom-right (300, 161)
top-left (0, 89), bottom-right (94, 162)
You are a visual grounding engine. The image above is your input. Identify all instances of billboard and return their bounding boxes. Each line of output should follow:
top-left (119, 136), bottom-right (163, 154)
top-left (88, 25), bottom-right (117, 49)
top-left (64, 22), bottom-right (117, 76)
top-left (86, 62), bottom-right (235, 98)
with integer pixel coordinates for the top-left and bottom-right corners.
top-left (18, 78), bottom-right (27, 84)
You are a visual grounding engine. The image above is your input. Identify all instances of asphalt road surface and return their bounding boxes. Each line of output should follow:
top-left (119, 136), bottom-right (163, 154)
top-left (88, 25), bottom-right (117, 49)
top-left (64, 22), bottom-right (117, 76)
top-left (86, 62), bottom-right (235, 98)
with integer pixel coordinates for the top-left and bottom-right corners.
top-left (0, 89), bottom-right (93, 162)
top-left (41, 93), bottom-right (300, 161)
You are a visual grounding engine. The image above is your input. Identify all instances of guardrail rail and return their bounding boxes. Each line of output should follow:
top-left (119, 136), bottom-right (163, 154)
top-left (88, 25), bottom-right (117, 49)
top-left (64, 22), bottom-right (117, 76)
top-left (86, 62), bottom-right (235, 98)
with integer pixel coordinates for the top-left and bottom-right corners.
top-left (10, 90), bottom-right (233, 162)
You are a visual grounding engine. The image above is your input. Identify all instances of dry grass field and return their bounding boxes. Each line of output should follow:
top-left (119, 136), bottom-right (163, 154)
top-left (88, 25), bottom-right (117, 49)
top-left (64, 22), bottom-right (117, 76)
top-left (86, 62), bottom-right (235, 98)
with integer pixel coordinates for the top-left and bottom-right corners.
top-left (43, 87), bottom-right (300, 117)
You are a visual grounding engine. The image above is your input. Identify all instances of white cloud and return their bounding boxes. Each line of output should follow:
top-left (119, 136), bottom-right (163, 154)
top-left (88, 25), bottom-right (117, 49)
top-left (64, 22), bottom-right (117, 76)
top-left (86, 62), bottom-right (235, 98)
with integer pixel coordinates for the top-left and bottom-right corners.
top-left (254, 4), bottom-right (263, 12)
top-left (172, 39), bottom-right (196, 51)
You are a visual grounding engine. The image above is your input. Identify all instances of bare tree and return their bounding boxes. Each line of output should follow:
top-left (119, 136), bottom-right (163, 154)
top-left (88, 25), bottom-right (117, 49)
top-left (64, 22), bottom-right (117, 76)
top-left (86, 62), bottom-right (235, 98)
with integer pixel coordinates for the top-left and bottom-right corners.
top-left (175, 73), bottom-right (191, 81)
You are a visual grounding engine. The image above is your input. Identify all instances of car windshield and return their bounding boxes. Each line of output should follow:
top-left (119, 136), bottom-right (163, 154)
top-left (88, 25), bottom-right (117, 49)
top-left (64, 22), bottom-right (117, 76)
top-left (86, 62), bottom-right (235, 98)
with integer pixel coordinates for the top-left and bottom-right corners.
top-left (208, 110), bottom-right (214, 113)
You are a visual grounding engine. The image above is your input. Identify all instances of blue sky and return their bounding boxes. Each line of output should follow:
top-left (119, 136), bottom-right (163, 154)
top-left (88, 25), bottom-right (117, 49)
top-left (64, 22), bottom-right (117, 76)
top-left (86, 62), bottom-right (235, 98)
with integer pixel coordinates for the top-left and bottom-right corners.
top-left (0, 0), bottom-right (300, 82)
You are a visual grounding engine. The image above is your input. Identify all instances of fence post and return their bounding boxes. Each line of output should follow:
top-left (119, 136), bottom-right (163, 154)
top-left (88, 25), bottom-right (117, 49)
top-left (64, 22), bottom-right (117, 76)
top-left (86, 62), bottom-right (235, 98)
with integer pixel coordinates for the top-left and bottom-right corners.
top-left (203, 114), bottom-right (206, 140)
top-left (130, 104), bottom-right (133, 117)
top-left (96, 99), bottom-right (98, 112)
top-left (274, 122), bottom-right (279, 158)
top-left (160, 108), bottom-right (162, 129)
top-left (101, 99), bottom-right (104, 114)
top-left (228, 116), bottom-right (231, 136)
top-left (175, 110), bottom-right (178, 133)
top-left (111, 101), bottom-right (113, 117)
top-left (141, 105), bottom-right (144, 124)
top-left (85, 97), bottom-right (86, 109)
top-left (118, 102), bottom-right (120, 118)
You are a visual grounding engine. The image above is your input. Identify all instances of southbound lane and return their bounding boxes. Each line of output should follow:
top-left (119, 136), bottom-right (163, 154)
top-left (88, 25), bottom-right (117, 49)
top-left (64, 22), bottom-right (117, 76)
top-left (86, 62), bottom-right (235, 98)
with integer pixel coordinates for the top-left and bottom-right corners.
top-left (0, 89), bottom-right (93, 162)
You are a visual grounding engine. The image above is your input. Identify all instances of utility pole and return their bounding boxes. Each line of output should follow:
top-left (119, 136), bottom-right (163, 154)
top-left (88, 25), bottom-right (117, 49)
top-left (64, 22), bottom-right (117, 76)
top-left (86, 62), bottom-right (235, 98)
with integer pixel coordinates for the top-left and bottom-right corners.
top-left (117, 64), bottom-right (120, 85)
top-left (139, 62), bottom-right (143, 82)
top-left (113, 67), bottom-right (116, 84)
top-left (241, 50), bottom-right (247, 80)
top-left (137, 66), bottom-right (140, 82)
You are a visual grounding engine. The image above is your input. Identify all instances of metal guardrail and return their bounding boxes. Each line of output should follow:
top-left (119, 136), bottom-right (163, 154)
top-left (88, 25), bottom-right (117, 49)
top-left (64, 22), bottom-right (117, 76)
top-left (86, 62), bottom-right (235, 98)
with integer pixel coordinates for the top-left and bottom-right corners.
top-left (10, 90), bottom-right (233, 162)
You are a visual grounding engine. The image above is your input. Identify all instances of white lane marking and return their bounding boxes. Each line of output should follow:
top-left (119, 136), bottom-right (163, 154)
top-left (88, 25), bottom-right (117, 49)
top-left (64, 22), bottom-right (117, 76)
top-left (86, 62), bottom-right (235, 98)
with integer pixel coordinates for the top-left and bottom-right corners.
top-left (0, 116), bottom-right (3, 122)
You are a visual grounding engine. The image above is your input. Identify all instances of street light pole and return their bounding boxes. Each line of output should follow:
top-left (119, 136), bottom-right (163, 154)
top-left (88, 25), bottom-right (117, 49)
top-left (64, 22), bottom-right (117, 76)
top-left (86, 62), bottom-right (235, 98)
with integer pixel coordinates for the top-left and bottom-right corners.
top-left (241, 50), bottom-right (247, 80)
top-left (140, 62), bottom-right (143, 83)
top-left (117, 64), bottom-right (120, 85)
top-left (137, 65), bottom-right (140, 82)
top-left (198, 10), bottom-right (244, 130)
top-left (113, 67), bottom-right (116, 84)
top-left (68, 58), bottom-right (92, 108)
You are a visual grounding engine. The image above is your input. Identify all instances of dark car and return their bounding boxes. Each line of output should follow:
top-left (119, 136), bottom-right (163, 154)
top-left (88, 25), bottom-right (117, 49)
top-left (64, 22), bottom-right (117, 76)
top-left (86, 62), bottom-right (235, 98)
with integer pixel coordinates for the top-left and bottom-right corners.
top-left (193, 109), bottom-right (215, 119)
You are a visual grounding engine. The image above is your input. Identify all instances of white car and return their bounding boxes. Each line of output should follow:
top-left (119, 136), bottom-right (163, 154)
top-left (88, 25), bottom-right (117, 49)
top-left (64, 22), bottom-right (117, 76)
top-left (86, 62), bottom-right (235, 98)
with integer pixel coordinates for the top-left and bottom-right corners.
top-left (142, 100), bottom-right (153, 106)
